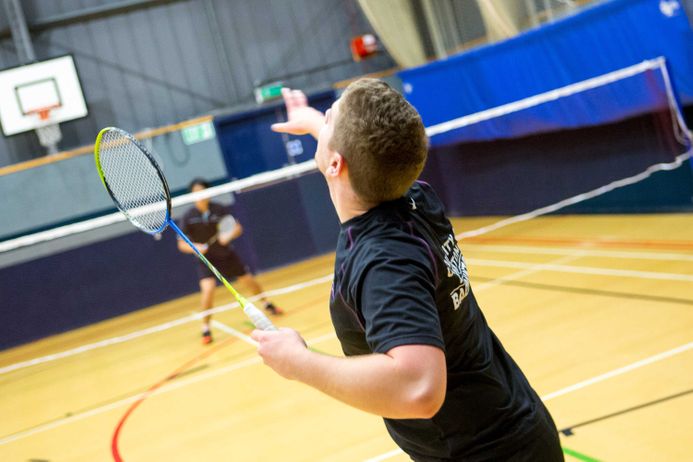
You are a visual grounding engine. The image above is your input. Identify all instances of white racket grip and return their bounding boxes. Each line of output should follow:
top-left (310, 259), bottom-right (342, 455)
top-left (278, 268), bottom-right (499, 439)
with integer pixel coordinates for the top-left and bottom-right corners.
top-left (244, 303), bottom-right (277, 331)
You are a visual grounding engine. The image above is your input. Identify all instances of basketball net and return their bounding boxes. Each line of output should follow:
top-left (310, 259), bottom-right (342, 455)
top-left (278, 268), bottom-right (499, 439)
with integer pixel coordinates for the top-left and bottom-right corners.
top-left (31, 106), bottom-right (62, 155)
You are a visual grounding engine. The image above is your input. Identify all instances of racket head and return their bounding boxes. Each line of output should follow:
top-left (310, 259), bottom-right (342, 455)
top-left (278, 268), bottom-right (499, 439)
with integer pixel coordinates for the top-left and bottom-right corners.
top-left (95, 127), bottom-right (172, 234)
top-left (217, 215), bottom-right (237, 239)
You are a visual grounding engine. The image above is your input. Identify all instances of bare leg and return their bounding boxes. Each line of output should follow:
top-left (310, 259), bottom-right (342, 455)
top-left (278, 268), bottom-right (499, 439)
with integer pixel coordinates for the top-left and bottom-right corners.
top-left (199, 277), bottom-right (216, 330)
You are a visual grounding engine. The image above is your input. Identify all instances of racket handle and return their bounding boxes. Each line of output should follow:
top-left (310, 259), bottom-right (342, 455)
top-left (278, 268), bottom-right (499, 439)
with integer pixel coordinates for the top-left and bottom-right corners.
top-left (244, 303), bottom-right (277, 331)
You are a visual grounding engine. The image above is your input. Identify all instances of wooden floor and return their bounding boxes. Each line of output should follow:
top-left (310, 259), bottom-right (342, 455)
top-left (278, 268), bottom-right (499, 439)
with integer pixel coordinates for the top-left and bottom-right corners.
top-left (1, 213), bottom-right (692, 462)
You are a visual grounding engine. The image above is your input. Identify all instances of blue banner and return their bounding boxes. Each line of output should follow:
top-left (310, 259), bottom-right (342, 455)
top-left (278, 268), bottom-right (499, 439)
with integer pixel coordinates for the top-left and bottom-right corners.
top-left (399, 0), bottom-right (693, 145)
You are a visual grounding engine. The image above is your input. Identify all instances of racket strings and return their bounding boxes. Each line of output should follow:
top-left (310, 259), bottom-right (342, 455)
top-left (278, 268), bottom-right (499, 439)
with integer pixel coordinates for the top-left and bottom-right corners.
top-left (98, 129), bottom-right (168, 233)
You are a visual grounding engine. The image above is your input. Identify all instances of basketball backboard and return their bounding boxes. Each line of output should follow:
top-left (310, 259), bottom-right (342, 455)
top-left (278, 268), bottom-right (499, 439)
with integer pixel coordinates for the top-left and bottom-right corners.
top-left (0, 54), bottom-right (88, 136)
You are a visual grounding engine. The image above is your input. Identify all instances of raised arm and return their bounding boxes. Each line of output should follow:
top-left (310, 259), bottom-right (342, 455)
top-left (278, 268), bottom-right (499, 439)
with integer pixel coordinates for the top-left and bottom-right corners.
top-left (271, 88), bottom-right (325, 140)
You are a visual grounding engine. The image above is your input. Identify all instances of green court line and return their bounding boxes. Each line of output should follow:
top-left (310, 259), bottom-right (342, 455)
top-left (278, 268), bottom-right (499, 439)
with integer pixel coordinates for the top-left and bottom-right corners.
top-left (562, 446), bottom-right (602, 462)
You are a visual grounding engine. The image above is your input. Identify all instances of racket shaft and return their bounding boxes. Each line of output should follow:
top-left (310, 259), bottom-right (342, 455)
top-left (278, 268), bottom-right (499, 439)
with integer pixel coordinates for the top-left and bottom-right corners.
top-left (169, 221), bottom-right (276, 330)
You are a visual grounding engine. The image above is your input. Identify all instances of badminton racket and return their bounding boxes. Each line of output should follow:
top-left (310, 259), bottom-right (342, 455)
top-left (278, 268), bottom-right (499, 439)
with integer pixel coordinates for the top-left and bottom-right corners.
top-left (94, 127), bottom-right (276, 331)
top-left (206, 215), bottom-right (237, 246)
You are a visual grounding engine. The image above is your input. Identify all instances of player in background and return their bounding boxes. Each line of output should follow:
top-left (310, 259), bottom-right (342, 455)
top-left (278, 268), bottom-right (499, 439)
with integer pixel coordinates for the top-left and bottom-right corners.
top-left (178, 178), bottom-right (283, 344)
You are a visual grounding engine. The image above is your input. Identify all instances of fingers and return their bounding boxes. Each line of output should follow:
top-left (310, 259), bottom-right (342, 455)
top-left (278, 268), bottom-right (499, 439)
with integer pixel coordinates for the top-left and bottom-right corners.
top-left (250, 329), bottom-right (266, 342)
top-left (281, 87), bottom-right (308, 109)
top-left (270, 121), bottom-right (291, 133)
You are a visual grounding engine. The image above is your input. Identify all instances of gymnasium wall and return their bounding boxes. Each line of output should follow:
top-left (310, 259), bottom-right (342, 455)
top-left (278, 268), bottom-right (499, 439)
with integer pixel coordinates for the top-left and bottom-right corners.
top-left (0, 0), bottom-right (395, 167)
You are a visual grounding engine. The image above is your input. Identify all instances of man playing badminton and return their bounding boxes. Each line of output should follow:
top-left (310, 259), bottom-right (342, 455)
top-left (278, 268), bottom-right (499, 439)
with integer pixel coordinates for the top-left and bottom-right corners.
top-left (252, 79), bottom-right (563, 461)
top-left (178, 178), bottom-right (282, 344)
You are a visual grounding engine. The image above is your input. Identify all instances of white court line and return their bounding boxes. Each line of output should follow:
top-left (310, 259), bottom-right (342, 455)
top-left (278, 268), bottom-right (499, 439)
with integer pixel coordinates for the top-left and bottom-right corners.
top-left (541, 341), bottom-right (693, 401)
top-left (211, 320), bottom-right (257, 346)
top-left (364, 449), bottom-right (404, 462)
top-left (464, 243), bottom-right (693, 262)
top-left (0, 274), bottom-right (334, 375)
top-left (473, 254), bottom-right (585, 292)
top-left (364, 341), bottom-right (693, 462)
top-left (469, 258), bottom-right (693, 282)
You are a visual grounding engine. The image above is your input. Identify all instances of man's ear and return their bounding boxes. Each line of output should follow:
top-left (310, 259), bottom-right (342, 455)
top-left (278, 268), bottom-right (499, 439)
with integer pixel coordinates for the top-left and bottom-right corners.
top-left (327, 153), bottom-right (345, 176)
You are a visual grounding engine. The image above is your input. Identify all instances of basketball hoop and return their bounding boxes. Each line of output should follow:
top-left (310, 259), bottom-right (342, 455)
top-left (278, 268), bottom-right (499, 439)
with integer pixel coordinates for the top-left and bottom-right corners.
top-left (28, 104), bottom-right (60, 123)
top-left (28, 105), bottom-right (63, 154)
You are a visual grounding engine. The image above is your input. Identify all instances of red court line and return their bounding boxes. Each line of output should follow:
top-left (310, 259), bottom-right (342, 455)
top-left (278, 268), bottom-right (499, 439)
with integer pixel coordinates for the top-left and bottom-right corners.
top-left (110, 337), bottom-right (236, 461)
top-left (463, 235), bottom-right (693, 251)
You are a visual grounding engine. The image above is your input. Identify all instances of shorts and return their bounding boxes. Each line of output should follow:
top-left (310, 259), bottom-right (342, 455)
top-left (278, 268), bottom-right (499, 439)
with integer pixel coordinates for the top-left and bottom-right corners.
top-left (196, 251), bottom-right (249, 282)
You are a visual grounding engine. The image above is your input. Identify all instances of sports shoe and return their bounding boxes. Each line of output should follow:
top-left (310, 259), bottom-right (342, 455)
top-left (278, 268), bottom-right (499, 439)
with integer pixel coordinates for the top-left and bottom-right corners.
top-left (264, 302), bottom-right (283, 315)
top-left (202, 330), bottom-right (213, 345)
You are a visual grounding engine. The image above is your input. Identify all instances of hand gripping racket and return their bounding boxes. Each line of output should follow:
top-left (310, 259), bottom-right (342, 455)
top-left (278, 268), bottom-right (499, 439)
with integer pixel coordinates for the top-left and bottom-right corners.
top-left (94, 127), bottom-right (276, 331)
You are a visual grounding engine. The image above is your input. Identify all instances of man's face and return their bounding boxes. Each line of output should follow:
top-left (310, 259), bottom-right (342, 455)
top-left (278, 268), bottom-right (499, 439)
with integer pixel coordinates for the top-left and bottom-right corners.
top-left (315, 98), bottom-right (340, 174)
top-left (192, 183), bottom-right (210, 211)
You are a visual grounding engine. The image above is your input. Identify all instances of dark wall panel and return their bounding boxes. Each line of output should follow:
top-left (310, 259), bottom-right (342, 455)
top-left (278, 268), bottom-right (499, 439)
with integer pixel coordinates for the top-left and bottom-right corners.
top-left (0, 230), bottom-right (198, 350)
top-left (421, 112), bottom-right (693, 216)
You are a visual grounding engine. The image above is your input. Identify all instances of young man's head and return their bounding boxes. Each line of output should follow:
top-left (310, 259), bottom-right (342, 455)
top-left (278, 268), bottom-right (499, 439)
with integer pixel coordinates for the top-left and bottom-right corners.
top-left (189, 178), bottom-right (210, 212)
top-left (319, 78), bottom-right (428, 205)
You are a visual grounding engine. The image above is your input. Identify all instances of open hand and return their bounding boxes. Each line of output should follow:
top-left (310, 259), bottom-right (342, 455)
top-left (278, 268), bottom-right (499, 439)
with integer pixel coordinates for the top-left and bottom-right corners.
top-left (271, 88), bottom-right (325, 139)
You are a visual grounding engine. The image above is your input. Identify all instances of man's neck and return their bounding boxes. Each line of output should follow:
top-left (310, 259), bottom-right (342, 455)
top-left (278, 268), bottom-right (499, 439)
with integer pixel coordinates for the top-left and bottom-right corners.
top-left (328, 181), bottom-right (373, 223)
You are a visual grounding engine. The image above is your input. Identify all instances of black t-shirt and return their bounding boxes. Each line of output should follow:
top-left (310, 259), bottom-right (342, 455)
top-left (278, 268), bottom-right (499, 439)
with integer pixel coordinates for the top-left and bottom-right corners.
top-left (179, 202), bottom-right (236, 260)
top-left (330, 182), bottom-right (550, 461)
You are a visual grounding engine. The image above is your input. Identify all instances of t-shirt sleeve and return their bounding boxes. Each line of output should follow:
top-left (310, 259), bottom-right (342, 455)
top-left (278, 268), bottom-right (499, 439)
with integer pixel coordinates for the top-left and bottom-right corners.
top-left (357, 246), bottom-right (445, 354)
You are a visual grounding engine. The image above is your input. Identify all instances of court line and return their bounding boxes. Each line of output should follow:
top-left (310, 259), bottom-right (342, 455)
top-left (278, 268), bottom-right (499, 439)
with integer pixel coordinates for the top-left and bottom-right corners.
top-left (541, 342), bottom-right (693, 401)
top-left (0, 274), bottom-right (334, 375)
top-left (473, 254), bottom-right (584, 293)
top-left (561, 447), bottom-right (601, 462)
top-left (363, 449), bottom-right (402, 462)
top-left (211, 320), bottom-right (257, 346)
top-left (469, 258), bottom-right (693, 282)
top-left (464, 243), bottom-right (693, 262)
top-left (111, 336), bottom-right (237, 462)
top-left (111, 319), bottom-right (333, 459)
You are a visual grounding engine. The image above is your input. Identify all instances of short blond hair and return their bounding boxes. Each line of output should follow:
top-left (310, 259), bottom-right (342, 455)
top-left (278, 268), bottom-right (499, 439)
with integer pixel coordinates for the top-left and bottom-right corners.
top-left (330, 78), bottom-right (428, 204)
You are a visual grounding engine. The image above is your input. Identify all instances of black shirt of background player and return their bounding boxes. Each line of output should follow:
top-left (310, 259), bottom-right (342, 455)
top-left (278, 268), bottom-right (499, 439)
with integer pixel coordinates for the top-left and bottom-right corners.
top-left (330, 181), bottom-right (553, 461)
top-left (179, 202), bottom-right (236, 260)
